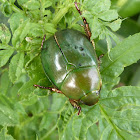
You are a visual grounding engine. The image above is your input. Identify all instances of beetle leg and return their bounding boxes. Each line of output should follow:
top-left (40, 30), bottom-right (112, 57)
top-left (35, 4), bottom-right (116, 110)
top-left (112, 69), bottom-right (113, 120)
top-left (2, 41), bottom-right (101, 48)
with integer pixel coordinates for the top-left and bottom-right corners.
top-left (69, 99), bottom-right (81, 115)
top-left (41, 34), bottom-right (46, 49)
top-left (74, 2), bottom-right (91, 39)
top-left (98, 54), bottom-right (104, 68)
top-left (33, 84), bottom-right (63, 94)
top-left (98, 54), bottom-right (104, 61)
top-left (74, 2), bottom-right (95, 49)
top-left (80, 24), bottom-right (84, 28)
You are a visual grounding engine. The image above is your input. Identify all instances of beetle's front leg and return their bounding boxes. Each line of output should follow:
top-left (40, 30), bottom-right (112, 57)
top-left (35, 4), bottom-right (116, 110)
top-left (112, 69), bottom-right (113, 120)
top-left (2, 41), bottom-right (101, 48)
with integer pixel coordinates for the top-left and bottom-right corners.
top-left (41, 34), bottom-right (46, 48)
top-left (69, 99), bottom-right (81, 115)
top-left (33, 84), bottom-right (63, 94)
top-left (74, 2), bottom-right (95, 49)
top-left (74, 2), bottom-right (91, 39)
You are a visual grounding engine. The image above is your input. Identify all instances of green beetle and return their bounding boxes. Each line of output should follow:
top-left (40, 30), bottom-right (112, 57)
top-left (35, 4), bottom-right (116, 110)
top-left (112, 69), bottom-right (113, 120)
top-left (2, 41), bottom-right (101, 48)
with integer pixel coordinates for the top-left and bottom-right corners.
top-left (34, 3), bottom-right (102, 115)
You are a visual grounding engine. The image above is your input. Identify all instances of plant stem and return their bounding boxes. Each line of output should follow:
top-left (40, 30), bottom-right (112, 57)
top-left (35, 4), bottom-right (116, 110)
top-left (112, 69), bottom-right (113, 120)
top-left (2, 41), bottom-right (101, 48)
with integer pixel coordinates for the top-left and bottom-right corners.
top-left (52, 4), bottom-right (73, 25)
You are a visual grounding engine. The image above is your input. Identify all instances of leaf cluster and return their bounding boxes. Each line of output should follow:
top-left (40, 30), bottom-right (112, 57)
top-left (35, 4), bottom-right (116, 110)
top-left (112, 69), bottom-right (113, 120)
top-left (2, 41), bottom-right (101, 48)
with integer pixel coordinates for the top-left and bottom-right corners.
top-left (0, 0), bottom-right (140, 139)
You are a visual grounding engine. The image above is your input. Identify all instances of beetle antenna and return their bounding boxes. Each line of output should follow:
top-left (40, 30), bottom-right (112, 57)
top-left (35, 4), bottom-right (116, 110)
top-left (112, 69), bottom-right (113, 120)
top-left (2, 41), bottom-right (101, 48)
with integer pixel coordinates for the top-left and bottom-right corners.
top-left (41, 34), bottom-right (46, 49)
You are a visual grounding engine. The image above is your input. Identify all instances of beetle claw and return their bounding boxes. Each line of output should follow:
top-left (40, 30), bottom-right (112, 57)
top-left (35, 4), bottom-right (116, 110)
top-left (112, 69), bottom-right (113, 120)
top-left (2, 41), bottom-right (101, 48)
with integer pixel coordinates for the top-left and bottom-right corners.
top-left (69, 99), bottom-right (81, 115)
top-left (77, 106), bottom-right (81, 115)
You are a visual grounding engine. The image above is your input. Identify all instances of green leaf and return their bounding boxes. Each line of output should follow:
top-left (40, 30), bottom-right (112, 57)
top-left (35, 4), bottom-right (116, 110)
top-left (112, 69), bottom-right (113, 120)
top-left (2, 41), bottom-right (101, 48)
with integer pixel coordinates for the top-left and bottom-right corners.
top-left (0, 1), bottom-right (12, 17)
top-left (99, 117), bottom-right (137, 140)
top-left (43, 23), bottom-right (57, 34)
top-left (18, 56), bottom-right (46, 96)
top-left (12, 20), bottom-right (44, 48)
top-left (0, 94), bottom-right (14, 109)
top-left (51, 94), bottom-right (67, 112)
top-left (107, 19), bottom-right (122, 32)
top-left (82, 0), bottom-right (99, 11)
top-left (57, 103), bottom-right (74, 140)
top-left (18, 79), bottom-right (34, 96)
top-left (25, 52), bottom-right (39, 69)
top-left (118, 0), bottom-right (140, 17)
top-left (100, 86), bottom-right (140, 139)
top-left (17, 0), bottom-right (28, 6)
top-left (0, 68), bottom-right (25, 98)
top-left (0, 44), bottom-right (13, 49)
top-left (72, 115), bottom-right (83, 140)
top-left (79, 105), bottom-right (100, 140)
top-left (101, 33), bottom-right (140, 86)
top-left (10, 0), bottom-right (16, 4)
top-left (100, 77), bottom-right (120, 98)
top-left (26, 55), bottom-right (45, 79)
top-left (98, 10), bottom-right (118, 21)
top-left (0, 49), bottom-right (14, 68)
top-left (20, 94), bottom-right (38, 106)
top-left (12, 19), bottom-right (30, 47)
top-left (9, 52), bottom-right (24, 83)
top-left (0, 103), bottom-right (19, 126)
top-left (87, 123), bottom-right (100, 140)
top-left (42, 9), bottom-right (52, 18)
top-left (0, 71), bottom-right (12, 95)
top-left (0, 23), bottom-right (11, 44)
top-left (100, 125), bottom-right (121, 140)
top-left (0, 126), bottom-right (15, 140)
top-left (130, 65), bottom-right (140, 86)
top-left (116, 18), bottom-right (140, 38)
top-left (90, 17), bottom-right (102, 39)
top-left (107, 29), bottom-right (120, 44)
top-left (27, 55), bottom-right (46, 79)
top-left (82, 0), bottom-right (122, 51)
top-left (92, 0), bottom-right (111, 14)
top-left (100, 86), bottom-right (140, 109)
top-left (42, 0), bottom-right (52, 9)
top-left (10, 82), bottom-right (24, 98)
top-left (14, 102), bottom-right (26, 115)
top-left (39, 113), bottom-right (57, 131)
top-left (8, 12), bottom-right (28, 34)
top-left (0, 93), bottom-right (26, 118)
top-left (23, 0), bottom-right (40, 10)
top-left (83, 0), bottom-right (111, 14)
top-left (29, 23), bottom-right (43, 37)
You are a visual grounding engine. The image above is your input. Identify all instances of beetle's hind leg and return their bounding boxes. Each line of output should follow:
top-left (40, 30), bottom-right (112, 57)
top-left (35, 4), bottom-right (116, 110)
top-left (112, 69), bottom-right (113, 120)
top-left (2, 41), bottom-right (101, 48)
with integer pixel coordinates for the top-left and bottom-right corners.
top-left (34, 85), bottom-right (81, 114)
top-left (33, 84), bottom-right (63, 94)
top-left (69, 99), bottom-right (81, 115)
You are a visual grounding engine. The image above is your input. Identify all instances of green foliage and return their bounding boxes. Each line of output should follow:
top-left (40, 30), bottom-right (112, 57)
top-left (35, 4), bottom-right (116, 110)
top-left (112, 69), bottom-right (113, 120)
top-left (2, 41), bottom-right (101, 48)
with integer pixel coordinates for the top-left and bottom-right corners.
top-left (81, 0), bottom-right (122, 53)
top-left (0, 0), bottom-right (140, 139)
top-left (112, 0), bottom-right (140, 17)
top-left (0, 127), bottom-right (15, 140)
top-left (101, 32), bottom-right (140, 93)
